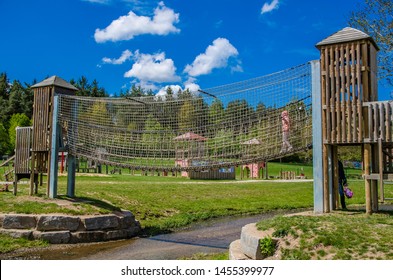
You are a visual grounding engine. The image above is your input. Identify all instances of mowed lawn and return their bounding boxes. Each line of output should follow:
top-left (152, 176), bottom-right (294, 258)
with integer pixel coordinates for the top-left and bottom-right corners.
top-left (0, 161), bottom-right (375, 234)
top-left (2, 162), bottom-right (393, 258)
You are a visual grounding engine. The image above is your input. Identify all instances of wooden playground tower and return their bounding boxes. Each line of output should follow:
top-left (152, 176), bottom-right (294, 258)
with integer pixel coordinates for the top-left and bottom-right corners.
top-left (13, 76), bottom-right (77, 197)
top-left (313, 27), bottom-right (389, 214)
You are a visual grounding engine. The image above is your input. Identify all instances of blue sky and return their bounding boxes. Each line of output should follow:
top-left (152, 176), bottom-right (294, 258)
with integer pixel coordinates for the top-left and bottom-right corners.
top-left (0, 0), bottom-right (390, 100)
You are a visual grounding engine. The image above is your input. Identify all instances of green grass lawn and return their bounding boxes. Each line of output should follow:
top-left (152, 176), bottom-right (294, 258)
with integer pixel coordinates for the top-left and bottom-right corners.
top-left (257, 211), bottom-right (393, 260)
top-left (2, 173), bottom-right (315, 233)
top-left (1, 162), bottom-right (393, 259)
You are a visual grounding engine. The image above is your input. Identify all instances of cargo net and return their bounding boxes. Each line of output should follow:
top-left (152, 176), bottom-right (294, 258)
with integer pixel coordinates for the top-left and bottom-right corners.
top-left (58, 62), bottom-right (312, 171)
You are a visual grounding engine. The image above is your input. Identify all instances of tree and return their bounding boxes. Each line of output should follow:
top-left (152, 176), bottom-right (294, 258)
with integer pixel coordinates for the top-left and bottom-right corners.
top-left (178, 100), bottom-right (195, 130)
top-left (8, 113), bottom-right (31, 151)
top-left (0, 72), bottom-right (10, 99)
top-left (22, 81), bottom-right (35, 118)
top-left (7, 81), bottom-right (25, 120)
top-left (209, 99), bottom-right (225, 127)
top-left (0, 123), bottom-right (10, 155)
top-left (349, 0), bottom-right (393, 86)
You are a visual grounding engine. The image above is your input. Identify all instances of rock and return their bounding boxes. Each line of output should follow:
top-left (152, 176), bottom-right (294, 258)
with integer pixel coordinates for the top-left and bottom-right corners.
top-left (240, 223), bottom-right (274, 260)
top-left (105, 229), bottom-right (129, 241)
top-left (229, 239), bottom-right (250, 260)
top-left (36, 215), bottom-right (80, 232)
top-left (70, 231), bottom-right (105, 243)
top-left (0, 229), bottom-right (33, 239)
top-left (33, 231), bottom-right (71, 244)
top-left (82, 215), bottom-right (119, 231)
top-left (3, 215), bottom-right (37, 229)
top-left (118, 211), bottom-right (136, 229)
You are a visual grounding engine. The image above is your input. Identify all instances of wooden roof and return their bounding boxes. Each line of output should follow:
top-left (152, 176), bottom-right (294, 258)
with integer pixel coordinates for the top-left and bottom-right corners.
top-left (31, 75), bottom-right (78, 91)
top-left (316, 27), bottom-right (379, 50)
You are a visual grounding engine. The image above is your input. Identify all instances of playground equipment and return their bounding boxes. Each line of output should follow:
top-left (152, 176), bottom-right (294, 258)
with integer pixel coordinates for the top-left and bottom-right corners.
top-left (313, 27), bottom-right (384, 214)
top-left (9, 27), bottom-right (392, 214)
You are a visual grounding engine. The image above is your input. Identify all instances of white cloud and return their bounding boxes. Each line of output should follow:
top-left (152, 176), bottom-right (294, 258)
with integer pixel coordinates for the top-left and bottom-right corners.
top-left (184, 38), bottom-right (241, 77)
top-left (94, 1), bottom-right (180, 43)
top-left (156, 85), bottom-right (183, 98)
top-left (261, 0), bottom-right (280, 14)
top-left (184, 77), bottom-right (200, 92)
top-left (102, 49), bottom-right (132, 65)
top-left (155, 81), bottom-right (201, 100)
top-left (124, 50), bottom-right (181, 84)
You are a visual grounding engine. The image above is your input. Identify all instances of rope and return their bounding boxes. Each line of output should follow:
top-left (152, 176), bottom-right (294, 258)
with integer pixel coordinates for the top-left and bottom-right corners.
top-left (58, 63), bottom-right (313, 171)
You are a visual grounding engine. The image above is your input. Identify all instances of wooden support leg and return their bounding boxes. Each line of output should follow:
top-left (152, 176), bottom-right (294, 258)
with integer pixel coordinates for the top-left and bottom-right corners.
top-left (30, 152), bottom-right (36, 196)
top-left (371, 180), bottom-right (379, 212)
top-left (364, 144), bottom-right (372, 214)
top-left (13, 175), bottom-right (17, 196)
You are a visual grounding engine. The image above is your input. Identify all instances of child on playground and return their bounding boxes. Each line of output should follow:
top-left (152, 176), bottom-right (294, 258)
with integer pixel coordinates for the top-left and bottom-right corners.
top-left (280, 110), bottom-right (293, 153)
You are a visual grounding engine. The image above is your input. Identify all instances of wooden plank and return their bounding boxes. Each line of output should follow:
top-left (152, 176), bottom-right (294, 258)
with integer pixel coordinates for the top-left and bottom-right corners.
top-left (335, 46), bottom-right (341, 143)
top-left (378, 138), bottom-right (384, 202)
top-left (14, 127), bottom-right (32, 174)
top-left (370, 44), bottom-right (378, 101)
top-left (380, 103), bottom-right (385, 141)
top-left (373, 103), bottom-right (378, 141)
top-left (364, 143), bottom-right (372, 214)
top-left (340, 44), bottom-right (346, 143)
top-left (330, 47), bottom-right (336, 143)
top-left (321, 48), bottom-right (328, 144)
top-left (368, 104), bottom-right (373, 142)
top-left (385, 103), bottom-right (391, 142)
top-left (348, 45), bottom-right (354, 143)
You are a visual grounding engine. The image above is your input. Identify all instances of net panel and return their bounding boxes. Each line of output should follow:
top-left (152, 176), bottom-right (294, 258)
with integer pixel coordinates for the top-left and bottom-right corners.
top-left (58, 62), bottom-right (312, 171)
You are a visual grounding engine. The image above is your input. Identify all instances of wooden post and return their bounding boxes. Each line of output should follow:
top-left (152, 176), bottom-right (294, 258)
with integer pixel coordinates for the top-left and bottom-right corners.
top-left (332, 145), bottom-right (338, 210)
top-left (29, 152), bottom-right (36, 196)
top-left (378, 138), bottom-right (384, 202)
top-left (364, 143), bottom-right (372, 214)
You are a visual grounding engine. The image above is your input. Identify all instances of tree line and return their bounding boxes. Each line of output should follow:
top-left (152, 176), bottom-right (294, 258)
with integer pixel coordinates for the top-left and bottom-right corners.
top-left (0, 73), bottom-right (113, 156)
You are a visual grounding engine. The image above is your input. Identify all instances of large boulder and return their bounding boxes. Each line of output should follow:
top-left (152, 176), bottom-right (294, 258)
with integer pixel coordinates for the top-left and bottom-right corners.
top-left (36, 215), bottom-right (80, 231)
top-left (2, 215), bottom-right (37, 229)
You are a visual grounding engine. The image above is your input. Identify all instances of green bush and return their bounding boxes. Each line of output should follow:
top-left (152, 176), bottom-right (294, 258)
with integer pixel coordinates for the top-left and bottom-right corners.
top-left (260, 236), bottom-right (275, 257)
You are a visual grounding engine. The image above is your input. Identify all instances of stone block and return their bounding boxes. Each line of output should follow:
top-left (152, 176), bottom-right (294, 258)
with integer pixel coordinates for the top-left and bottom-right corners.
top-left (3, 215), bottom-right (37, 229)
top-left (82, 215), bottom-right (119, 231)
top-left (240, 223), bottom-right (274, 260)
top-left (105, 229), bottom-right (129, 241)
top-left (70, 231), bottom-right (105, 243)
top-left (229, 239), bottom-right (250, 260)
top-left (0, 215), bottom-right (4, 227)
top-left (33, 231), bottom-right (71, 244)
top-left (0, 229), bottom-right (33, 239)
top-left (36, 215), bottom-right (80, 232)
top-left (118, 211), bottom-right (136, 229)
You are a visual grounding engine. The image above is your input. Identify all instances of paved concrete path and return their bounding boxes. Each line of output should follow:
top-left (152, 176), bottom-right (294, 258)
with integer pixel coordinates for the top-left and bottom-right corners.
top-left (81, 212), bottom-right (281, 260)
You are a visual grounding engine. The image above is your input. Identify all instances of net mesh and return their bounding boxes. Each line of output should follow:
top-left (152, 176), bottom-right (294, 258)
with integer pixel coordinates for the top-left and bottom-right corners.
top-left (58, 62), bottom-right (312, 171)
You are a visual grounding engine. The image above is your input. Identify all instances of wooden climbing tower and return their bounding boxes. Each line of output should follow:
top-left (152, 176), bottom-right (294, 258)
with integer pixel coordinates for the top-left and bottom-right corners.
top-left (315, 27), bottom-right (382, 214)
top-left (29, 76), bottom-right (77, 197)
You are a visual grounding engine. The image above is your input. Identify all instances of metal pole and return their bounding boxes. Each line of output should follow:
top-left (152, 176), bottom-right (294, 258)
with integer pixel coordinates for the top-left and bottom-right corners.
top-left (67, 98), bottom-right (77, 198)
top-left (48, 95), bottom-right (59, 199)
top-left (311, 60), bottom-right (324, 213)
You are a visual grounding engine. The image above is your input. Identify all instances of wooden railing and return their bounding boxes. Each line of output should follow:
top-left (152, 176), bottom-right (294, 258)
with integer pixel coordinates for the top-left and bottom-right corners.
top-left (363, 101), bottom-right (393, 143)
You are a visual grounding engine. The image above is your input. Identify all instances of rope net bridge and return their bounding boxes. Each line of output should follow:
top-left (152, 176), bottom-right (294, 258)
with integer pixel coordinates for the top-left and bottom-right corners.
top-left (58, 63), bottom-right (313, 172)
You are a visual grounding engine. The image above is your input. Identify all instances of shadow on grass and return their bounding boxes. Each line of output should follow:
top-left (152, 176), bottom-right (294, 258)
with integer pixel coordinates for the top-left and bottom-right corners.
top-left (57, 195), bottom-right (122, 213)
top-left (140, 226), bottom-right (173, 237)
